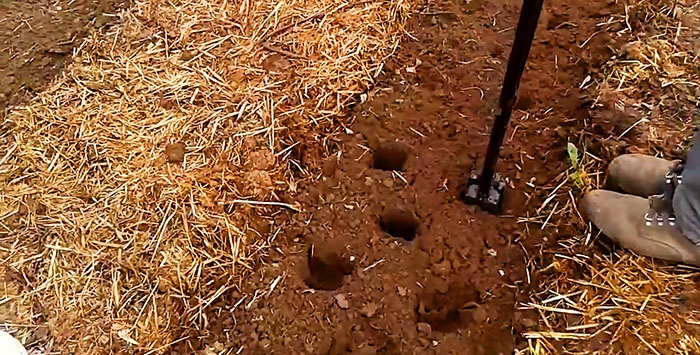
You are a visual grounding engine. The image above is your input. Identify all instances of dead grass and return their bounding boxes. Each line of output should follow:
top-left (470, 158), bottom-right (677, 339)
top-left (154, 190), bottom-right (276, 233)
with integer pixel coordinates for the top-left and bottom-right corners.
top-left (525, 0), bottom-right (700, 353)
top-left (0, 0), bottom-right (410, 353)
top-left (588, 0), bottom-right (700, 120)
top-left (526, 236), bottom-right (700, 354)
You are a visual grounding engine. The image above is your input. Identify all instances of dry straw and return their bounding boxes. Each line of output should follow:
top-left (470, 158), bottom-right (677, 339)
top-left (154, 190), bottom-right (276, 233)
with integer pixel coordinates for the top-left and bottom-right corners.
top-left (0, 0), bottom-right (410, 353)
top-left (525, 0), bottom-right (700, 353)
top-left (591, 0), bottom-right (700, 113)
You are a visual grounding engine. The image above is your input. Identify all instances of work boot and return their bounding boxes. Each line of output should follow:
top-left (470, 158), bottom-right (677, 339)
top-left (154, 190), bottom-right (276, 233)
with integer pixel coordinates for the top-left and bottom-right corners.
top-left (606, 154), bottom-right (677, 197)
top-left (581, 190), bottom-right (700, 265)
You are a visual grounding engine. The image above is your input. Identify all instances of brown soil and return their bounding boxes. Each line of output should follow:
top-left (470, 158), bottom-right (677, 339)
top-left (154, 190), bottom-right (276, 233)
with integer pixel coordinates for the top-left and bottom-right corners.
top-left (4, 0), bottom-right (673, 353)
top-left (193, 0), bottom-right (625, 354)
top-left (0, 0), bottom-right (129, 119)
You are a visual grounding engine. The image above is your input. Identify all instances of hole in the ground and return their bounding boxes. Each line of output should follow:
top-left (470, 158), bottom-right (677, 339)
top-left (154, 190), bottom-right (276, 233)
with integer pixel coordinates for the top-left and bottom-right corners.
top-left (416, 281), bottom-right (480, 332)
top-left (379, 209), bottom-right (419, 241)
top-left (304, 245), bottom-right (353, 291)
top-left (372, 143), bottom-right (409, 171)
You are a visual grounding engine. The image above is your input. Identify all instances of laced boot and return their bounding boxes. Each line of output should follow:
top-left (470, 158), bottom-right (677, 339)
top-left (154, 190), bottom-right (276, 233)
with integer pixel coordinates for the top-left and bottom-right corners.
top-left (605, 154), bottom-right (677, 197)
top-left (581, 190), bottom-right (700, 265)
top-left (581, 154), bottom-right (700, 265)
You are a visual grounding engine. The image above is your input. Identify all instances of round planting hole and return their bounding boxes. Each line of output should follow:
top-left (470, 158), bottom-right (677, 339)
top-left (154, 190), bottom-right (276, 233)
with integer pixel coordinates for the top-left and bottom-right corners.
top-left (304, 245), bottom-right (353, 291)
top-left (416, 281), bottom-right (480, 332)
top-left (372, 143), bottom-right (409, 171)
top-left (379, 209), bottom-right (419, 241)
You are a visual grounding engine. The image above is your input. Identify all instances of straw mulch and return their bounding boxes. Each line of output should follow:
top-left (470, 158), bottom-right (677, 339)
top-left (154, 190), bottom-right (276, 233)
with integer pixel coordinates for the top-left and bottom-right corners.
top-left (525, 0), bottom-right (700, 354)
top-left (0, 0), bottom-right (410, 353)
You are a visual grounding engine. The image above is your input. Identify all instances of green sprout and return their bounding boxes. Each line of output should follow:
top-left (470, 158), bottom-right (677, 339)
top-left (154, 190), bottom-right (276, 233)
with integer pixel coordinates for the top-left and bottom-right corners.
top-left (567, 142), bottom-right (588, 189)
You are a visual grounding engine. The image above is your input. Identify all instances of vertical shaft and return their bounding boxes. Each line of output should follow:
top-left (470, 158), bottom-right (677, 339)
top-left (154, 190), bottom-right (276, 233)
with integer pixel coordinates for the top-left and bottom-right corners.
top-left (478, 0), bottom-right (545, 196)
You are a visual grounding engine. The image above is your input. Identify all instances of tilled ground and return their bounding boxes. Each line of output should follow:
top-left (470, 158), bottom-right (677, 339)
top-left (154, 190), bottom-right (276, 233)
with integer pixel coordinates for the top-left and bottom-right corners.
top-left (195, 0), bottom-right (624, 353)
top-left (4, 0), bottom-right (661, 353)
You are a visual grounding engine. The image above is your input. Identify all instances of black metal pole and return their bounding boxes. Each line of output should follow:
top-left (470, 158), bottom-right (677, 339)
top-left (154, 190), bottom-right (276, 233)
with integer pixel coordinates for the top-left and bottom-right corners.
top-left (477, 0), bottom-right (545, 196)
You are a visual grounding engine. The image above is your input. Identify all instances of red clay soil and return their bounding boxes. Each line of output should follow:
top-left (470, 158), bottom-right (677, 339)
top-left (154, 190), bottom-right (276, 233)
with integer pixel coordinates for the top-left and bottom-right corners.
top-left (189, 0), bottom-right (626, 353)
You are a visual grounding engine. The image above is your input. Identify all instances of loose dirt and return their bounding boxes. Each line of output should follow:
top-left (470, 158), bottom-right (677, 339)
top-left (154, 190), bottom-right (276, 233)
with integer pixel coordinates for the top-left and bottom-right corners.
top-left (3, 0), bottom-right (672, 353)
top-left (196, 0), bottom-right (625, 354)
top-left (0, 0), bottom-right (128, 118)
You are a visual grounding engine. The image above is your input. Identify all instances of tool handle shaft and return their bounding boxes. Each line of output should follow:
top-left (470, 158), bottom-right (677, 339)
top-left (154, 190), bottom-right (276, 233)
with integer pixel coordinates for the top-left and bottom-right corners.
top-left (478, 0), bottom-right (545, 195)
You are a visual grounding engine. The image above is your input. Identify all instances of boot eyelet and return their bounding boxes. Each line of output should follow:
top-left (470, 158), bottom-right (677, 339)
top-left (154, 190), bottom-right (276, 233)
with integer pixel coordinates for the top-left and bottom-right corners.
top-left (656, 216), bottom-right (665, 226)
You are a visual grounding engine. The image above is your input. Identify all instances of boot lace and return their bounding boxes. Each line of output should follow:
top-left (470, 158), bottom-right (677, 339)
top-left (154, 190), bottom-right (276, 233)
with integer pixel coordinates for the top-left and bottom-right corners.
top-left (646, 162), bottom-right (684, 226)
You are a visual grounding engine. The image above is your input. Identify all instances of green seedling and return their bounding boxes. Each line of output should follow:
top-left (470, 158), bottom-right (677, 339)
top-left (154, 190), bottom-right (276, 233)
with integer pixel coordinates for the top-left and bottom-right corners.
top-left (567, 142), bottom-right (579, 169)
top-left (567, 142), bottom-right (588, 189)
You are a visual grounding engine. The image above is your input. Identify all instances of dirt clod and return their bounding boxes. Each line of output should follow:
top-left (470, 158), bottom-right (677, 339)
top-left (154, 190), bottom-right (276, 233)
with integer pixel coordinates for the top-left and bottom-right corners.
top-left (372, 143), bottom-right (408, 171)
top-left (165, 142), bottom-right (186, 163)
top-left (417, 322), bottom-right (432, 335)
top-left (334, 294), bottom-right (350, 309)
top-left (382, 178), bottom-right (394, 188)
top-left (249, 149), bottom-right (275, 170)
top-left (397, 286), bottom-right (407, 296)
top-left (262, 54), bottom-right (292, 72)
top-left (379, 208), bottom-right (419, 241)
top-left (360, 302), bottom-right (379, 317)
top-left (180, 50), bottom-right (197, 61)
